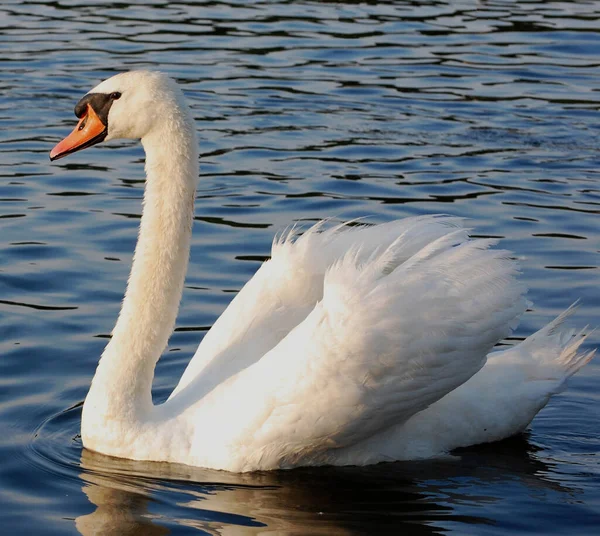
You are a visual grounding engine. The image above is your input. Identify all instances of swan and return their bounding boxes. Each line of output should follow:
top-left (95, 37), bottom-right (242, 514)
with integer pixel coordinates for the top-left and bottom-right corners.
top-left (49, 71), bottom-right (595, 472)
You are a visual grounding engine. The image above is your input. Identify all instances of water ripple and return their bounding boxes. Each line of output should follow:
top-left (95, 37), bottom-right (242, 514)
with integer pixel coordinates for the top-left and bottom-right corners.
top-left (0, 1), bottom-right (598, 534)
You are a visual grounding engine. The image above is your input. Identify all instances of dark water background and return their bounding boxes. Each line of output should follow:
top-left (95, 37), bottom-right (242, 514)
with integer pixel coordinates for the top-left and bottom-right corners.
top-left (0, 1), bottom-right (599, 534)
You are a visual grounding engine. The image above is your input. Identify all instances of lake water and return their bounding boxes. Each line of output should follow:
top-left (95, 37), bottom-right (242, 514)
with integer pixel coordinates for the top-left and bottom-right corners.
top-left (1, 0), bottom-right (599, 534)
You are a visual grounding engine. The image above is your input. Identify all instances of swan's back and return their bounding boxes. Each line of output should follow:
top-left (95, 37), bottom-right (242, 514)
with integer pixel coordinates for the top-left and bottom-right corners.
top-left (171, 215), bottom-right (475, 397)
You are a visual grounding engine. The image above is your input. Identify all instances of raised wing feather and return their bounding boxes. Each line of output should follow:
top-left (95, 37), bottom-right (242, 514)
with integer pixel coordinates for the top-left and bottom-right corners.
top-left (200, 227), bottom-right (527, 470)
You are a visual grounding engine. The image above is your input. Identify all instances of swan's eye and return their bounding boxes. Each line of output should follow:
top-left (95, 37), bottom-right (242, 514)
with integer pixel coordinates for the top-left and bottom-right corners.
top-left (110, 92), bottom-right (122, 100)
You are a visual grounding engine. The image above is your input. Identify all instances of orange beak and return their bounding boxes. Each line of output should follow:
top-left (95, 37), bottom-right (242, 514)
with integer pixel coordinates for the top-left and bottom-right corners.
top-left (50, 104), bottom-right (107, 161)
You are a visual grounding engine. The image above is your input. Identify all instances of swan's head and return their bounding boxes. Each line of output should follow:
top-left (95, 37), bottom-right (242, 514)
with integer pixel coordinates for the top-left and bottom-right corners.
top-left (50, 71), bottom-right (185, 161)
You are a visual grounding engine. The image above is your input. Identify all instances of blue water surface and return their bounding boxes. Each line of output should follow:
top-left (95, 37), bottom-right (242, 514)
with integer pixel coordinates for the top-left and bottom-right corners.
top-left (0, 1), bottom-right (599, 534)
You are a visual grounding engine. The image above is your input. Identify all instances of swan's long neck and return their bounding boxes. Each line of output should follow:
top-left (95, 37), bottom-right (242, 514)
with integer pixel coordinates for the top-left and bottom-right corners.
top-left (83, 105), bottom-right (198, 428)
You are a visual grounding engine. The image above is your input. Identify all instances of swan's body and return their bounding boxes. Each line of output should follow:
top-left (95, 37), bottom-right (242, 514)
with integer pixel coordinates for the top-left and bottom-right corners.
top-left (50, 71), bottom-right (595, 472)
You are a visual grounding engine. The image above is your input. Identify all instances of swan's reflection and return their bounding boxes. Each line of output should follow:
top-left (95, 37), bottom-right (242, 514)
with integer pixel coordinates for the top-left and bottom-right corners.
top-left (76, 477), bottom-right (170, 536)
top-left (75, 435), bottom-right (576, 535)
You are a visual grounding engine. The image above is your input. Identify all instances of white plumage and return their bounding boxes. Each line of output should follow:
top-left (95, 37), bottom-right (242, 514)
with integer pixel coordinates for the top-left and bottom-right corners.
top-left (51, 71), bottom-right (594, 472)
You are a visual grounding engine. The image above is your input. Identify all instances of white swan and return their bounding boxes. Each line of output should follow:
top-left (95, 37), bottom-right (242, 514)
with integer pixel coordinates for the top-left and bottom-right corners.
top-left (50, 71), bottom-right (595, 472)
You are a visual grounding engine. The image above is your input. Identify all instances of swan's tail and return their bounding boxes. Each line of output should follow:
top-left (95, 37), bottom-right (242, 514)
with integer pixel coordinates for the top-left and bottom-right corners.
top-left (410, 304), bottom-right (598, 455)
top-left (514, 303), bottom-right (595, 383)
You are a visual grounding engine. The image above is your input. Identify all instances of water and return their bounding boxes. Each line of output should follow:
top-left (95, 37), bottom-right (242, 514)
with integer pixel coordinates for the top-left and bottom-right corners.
top-left (0, 0), bottom-right (599, 533)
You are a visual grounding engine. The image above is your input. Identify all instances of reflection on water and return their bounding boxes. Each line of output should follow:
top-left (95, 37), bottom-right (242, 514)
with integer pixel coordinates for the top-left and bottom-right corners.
top-left (1, 0), bottom-right (599, 534)
top-left (75, 436), bottom-right (579, 535)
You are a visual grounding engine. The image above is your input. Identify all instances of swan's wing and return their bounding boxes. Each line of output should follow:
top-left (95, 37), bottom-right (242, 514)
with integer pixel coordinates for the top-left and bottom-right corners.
top-left (170, 215), bottom-right (466, 397)
top-left (202, 228), bottom-right (527, 470)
